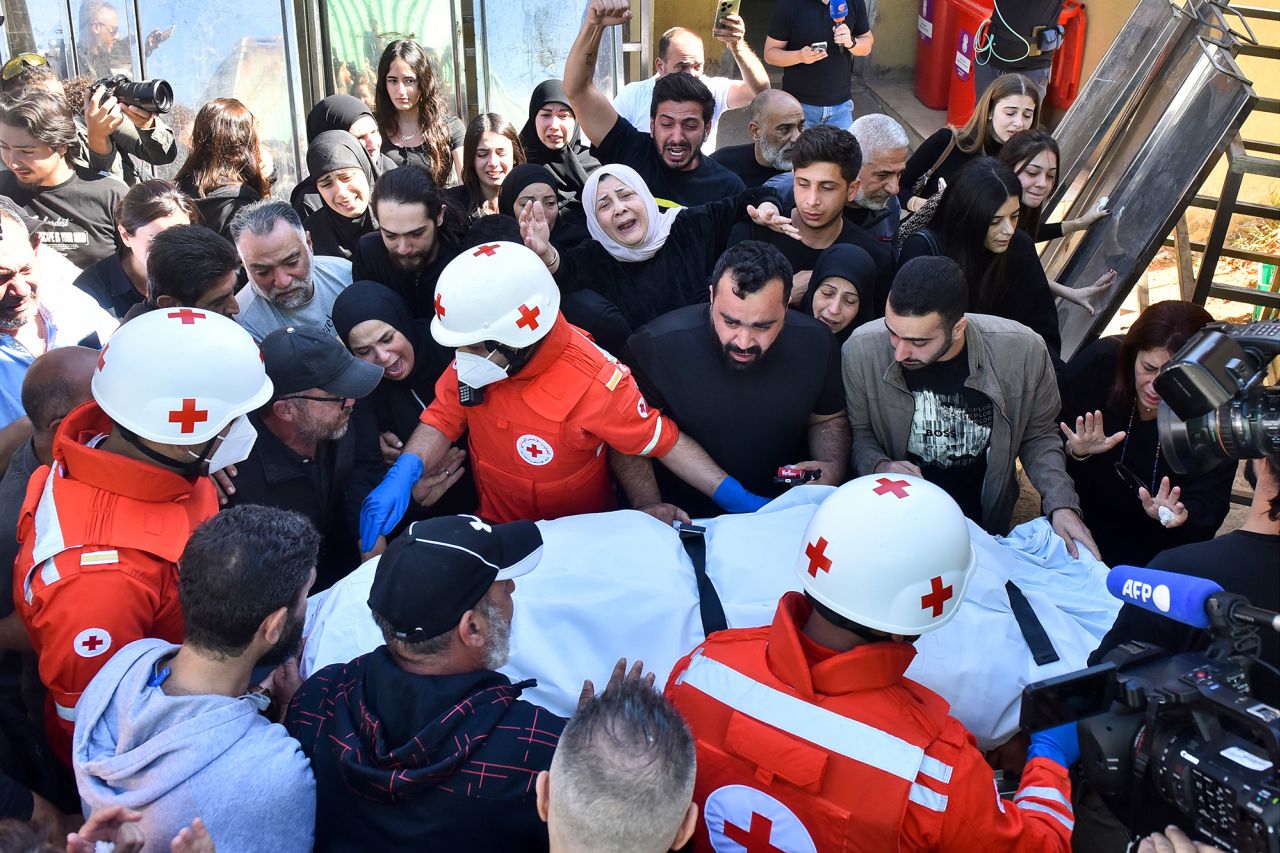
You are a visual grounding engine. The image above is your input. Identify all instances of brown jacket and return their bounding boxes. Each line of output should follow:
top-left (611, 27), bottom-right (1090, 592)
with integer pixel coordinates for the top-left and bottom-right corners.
top-left (841, 313), bottom-right (1079, 533)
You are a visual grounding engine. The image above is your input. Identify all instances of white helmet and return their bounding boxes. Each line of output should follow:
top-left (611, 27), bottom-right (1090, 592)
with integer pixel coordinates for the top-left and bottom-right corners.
top-left (92, 308), bottom-right (273, 445)
top-left (430, 241), bottom-right (561, 349)
top-left (796, 475), bottom-right (976, 635)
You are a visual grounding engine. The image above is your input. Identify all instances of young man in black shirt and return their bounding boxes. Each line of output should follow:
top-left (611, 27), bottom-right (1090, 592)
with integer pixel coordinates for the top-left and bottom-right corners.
top-left (620, 240), bottom-right (848, 519)
top-left (711, 90), bottom-right (805, 188)
top-left (565, 0), bottom-right (746, 208)
top-left (764, 0), bottom-right (873, 130)
top-left (352, 165), bottom-right (462, 319)
top-left (734, 124), bottom-right (895, 309)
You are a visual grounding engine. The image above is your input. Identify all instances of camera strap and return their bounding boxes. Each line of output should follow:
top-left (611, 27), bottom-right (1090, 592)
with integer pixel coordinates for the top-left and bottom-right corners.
top-left (1006, 580), bottom-right (1061, 665)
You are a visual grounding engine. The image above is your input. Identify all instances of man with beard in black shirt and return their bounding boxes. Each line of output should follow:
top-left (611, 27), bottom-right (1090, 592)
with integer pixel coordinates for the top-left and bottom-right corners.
top-left (352, 165), bottom-right (463, 319)
top-left (711, 90), bottom-right (805, 188)
top-left (619, 240), bottom-right (848, 519)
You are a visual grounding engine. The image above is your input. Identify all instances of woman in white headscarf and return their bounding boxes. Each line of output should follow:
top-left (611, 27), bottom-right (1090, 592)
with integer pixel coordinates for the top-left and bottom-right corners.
top-left (520, 163), bottom-right (795, 353)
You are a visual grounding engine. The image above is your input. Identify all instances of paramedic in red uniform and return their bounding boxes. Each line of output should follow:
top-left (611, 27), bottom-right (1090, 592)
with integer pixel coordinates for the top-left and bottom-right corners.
top-left (358, 241), bottom-right (771, 551)
top-left (666, 474), bottom-right (1079, 851)
top-left (13, 309), bottom-right (272, 762)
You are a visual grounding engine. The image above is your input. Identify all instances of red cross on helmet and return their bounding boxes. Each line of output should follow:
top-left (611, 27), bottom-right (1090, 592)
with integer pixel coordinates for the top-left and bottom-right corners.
top-left (91, 309), bottom-right (274, 445)
top-left (430, 241), bottom-right (561, 349)
top-left (796, 474), bottom-right (976, 634)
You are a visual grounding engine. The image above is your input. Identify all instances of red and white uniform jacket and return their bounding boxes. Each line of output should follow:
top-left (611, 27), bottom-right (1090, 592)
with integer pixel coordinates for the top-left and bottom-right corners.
top-left (422, 315), bottom-right (679, 522)
top-left (665, 592), bottom-right (1074, 852)
top-left (13, 401), bottom-right (217, 762)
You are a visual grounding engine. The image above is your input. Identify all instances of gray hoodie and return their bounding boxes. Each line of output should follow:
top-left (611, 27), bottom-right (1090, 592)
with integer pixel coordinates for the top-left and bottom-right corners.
top-left (72, 639), bottom-right (315, 853)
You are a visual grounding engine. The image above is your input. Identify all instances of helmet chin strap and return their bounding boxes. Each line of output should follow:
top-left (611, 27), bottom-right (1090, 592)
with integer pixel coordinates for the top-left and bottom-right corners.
top-left (484, 339), bottom-right (538, 377)
top-left (117, 425), bottom-right (215, 479)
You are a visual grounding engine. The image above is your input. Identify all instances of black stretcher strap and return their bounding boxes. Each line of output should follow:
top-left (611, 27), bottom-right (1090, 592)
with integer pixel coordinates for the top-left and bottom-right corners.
top-left (680, 527), bottom-right (729, 637)
top-left (1005, 580), bottom-right (1060, 666)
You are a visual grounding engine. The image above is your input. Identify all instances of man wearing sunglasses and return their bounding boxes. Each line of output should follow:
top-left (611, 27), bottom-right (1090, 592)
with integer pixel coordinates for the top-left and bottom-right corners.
top-left (224, 326), bottom-right (383, 591)
top-left (1, 52), bottom-right (177, 187)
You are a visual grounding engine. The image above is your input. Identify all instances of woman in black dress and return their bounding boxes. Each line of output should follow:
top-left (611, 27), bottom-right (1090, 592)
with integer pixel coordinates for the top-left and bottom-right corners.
top-left (517, 79), bottom-right (600, 211)
top-left (374, 39), bottom-right (465, 187)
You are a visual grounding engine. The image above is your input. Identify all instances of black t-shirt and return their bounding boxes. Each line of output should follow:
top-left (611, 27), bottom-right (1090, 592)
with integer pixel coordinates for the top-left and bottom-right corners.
top-left (181, 182), bottom-right (263, 240)
top-left (730, 215), bottom-right (896, 316)
top-left (901, 346), bottom-right (993, 521)
top-left (73, 252), bottom-right (143, 319)
top-left (351, 232), bottom-right (462, 320)
top-left (989, 0), bottom-right (1063, 70)
top-left (0, 169), bottom-right (123, 269)
top-left (594, 119), bottom-right (745, 207)
top-left (624, 304), bottom-right (844, 518)
top-left (710, 143), bottom-right (785, 188)
top-left (768, 0), bottom-right (870, 105)
top-left (380, 114), bottom-right (467, 180)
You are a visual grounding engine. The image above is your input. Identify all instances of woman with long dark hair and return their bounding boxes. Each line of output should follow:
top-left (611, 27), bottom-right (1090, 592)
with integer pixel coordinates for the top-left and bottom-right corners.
top-left (303, 131), bottom-right (377, 260)
top-left (1060, 300), bottom-right (1235, 567)
top-left (73, 179), bottom-right (198, 317)
top-left (899, 156), bottom-right (1061, 360)
top-left (442, 113), bottom-right (525, 224)
top-left (374, 40), bottom-right (465, 186)
top-left (899, 73), bottom-right (1040, 215)
top-left (174, 98), bottom-right (270, 238)
top-left (517, 79), bottom-right (599, 208)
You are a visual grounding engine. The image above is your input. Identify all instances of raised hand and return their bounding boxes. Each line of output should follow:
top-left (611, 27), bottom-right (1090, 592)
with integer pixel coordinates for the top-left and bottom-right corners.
top-left (587, 0), bottom-right (633, 27)
top-left (747, 203), bottom-right (799, 240)
top-left (1139, 477), bottom-right (1188, 528)
top-left (1059, 410), bottom-right (1125, 459)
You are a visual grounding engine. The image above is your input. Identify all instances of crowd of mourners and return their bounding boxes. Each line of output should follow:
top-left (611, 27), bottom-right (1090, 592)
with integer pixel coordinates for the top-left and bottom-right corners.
top-left (0, 0), bottom-right (1266, 850)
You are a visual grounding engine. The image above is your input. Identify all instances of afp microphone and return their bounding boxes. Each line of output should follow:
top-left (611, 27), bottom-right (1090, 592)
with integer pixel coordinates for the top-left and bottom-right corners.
top-left (1108, 565), bottom-right (1280, 632)
top-left (1106, 565), bottom-right (1224, 629)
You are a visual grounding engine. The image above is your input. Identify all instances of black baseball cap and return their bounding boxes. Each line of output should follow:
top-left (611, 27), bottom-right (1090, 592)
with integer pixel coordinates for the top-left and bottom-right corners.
top-left (260, 325), bottom-right (383, 398)
top-left (369, 515), bottom-right (543, 641)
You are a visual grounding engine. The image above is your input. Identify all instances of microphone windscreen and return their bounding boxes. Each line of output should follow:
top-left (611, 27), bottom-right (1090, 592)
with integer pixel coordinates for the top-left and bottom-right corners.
top-left (1106, 565), bottom-right (1225, 629)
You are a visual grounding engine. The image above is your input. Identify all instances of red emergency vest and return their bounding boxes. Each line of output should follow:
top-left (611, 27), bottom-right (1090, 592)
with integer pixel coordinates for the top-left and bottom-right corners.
top-left (665, 593), bottom-right (1074, 852)
top-left (14, 401), bottom-right (217, 761)
top-left (422, 317), bottom-right (677, 522)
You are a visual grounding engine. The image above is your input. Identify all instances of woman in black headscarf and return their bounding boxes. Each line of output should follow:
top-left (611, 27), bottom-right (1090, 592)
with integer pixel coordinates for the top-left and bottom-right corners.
top-left (332, 282), bottom-right (476, 534)
top-left (291, 94), bottom-right (396, 217)
top-left (303, 131), bottom-right (377, 260)
top-left (801, 244), bottom-right (878, 343)
top-left (518, 80), bottom-right (600, 210)
top-left (498, 164), bottom-right (588, 249)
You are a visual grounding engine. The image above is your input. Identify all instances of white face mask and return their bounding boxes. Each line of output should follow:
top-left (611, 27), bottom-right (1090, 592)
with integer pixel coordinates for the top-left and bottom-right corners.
top-left (204, 415), bottom-right (258, 474)
top-left (455, 350), bottom-right (510, 388)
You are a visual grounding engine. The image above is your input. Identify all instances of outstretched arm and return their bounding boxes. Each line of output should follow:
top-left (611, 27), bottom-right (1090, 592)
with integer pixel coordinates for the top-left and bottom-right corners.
top-left (565, 0), bottom-right (631, 145)
top-left (715, 15), bottom-right (770, 110)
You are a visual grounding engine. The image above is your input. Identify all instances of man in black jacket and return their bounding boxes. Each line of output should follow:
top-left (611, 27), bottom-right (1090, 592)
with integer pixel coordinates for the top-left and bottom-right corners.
top-left (285, 516), bottom-right (564, 852)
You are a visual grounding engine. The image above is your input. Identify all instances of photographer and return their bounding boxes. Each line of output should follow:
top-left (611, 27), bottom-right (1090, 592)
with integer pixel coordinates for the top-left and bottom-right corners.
top-left (0, 55), bottom-right (177, 186)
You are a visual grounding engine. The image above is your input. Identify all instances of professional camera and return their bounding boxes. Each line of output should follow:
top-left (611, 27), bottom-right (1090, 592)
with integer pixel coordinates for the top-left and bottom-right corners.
top-left (1022, 586), bottom-right (1280, 850)
top-left (91, 74), bottom-right (173, 114)
top-left (1156, 320), bottom-right (1280, 474)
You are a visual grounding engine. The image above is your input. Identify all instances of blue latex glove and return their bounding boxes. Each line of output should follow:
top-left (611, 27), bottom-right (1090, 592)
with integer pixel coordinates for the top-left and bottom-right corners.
top-left (1028, 722), bottom-right (1081, 769)
top-left (712, 476), bottom-right (770, 513)
top-left (359, 454), bottom-right (425, 551)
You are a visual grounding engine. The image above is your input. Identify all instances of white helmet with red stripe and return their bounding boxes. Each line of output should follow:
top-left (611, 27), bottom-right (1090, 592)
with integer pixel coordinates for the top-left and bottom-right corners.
top-left (92, 308), bottom-right (273, 444)
top-left (430, 241), bottom-right (560, 349)
top-left (796, 475), bottom-right (976, 634)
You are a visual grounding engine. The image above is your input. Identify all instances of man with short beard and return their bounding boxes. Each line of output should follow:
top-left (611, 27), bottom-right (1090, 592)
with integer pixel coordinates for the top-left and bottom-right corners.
top-left (230, 199), bottom-right (353, 341)
top-left (848, 113), bottom-right (909, 257)
top-left (286, 515), bottom-right (564, 852)
top-left (711, 90), bottom-right (805, 187)
top-left (0, 197), bottom-right (116, 425)
top-left (225, 326), bottom-right (382, 591)
top-left (71, 504), bottom-right (319, 853)
top-left (622, 241), bottom-right (848, 519)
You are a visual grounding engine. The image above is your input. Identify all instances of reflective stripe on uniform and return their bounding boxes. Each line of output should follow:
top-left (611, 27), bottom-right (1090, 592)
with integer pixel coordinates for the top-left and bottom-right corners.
top-left (680, 654), bottom-right (953, 786)
top-left (54, 702), bottom-right (76, 722)
top-left (23, 469), bottom-right (66, 604)
top-left (1016, 800), bottom-right (1074, 830)
top-left (1015, 786), bottom-right (1072, 812)
top-left (909, 783), bottom-right (948, 813)
top-left (920, 754), bottom-right (953, 784)
top-left (639, 415), bottom-right (664, 457)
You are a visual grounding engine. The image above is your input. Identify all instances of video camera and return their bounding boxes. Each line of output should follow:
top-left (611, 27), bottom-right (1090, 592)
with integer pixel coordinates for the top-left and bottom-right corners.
top-left (1156, 320), bottom-right (1280, 474)
top-left (1021, 565), bottom-right (1280, 850)
top-left (92, 74), bottom-right (173, 114)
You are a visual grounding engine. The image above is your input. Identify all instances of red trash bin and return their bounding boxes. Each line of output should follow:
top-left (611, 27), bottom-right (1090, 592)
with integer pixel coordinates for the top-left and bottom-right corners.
top-left (946, 0), bottom-right (994, 128)
top-left (914, 0), bottom-right (958, 110)
top-left (1048, 0), bottom-right (1087, 111)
